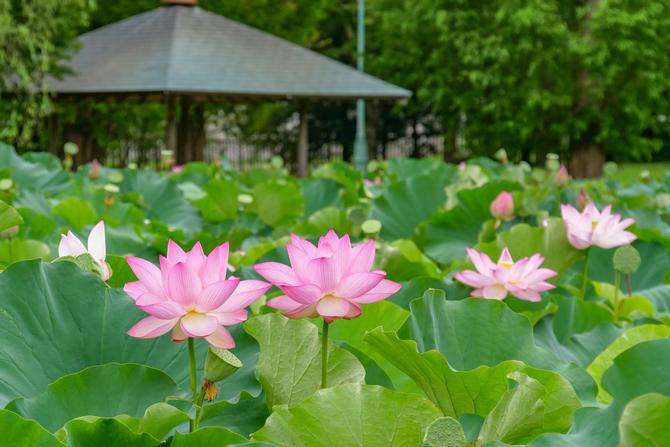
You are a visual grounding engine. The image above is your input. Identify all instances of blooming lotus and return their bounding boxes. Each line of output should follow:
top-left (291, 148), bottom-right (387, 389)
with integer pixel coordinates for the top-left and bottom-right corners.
top-left (125, 241), bottom-right (270, 349)
top-left (59, 221), bottom-right (110, 281)
top-left (253, 230), bottom-right (401, 322)
top-left (454, 248), bottom-right (557, 302)
top-left (490, 191), bottom-right (514, 221)
top-left (561, 202), bottom-right (636, 249)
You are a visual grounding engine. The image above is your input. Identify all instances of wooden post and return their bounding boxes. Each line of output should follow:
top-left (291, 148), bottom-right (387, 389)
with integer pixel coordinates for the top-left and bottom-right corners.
top-left (166, 95), bottom-right (179, 161)
top-left (297, 101), bottom-right (309, 177)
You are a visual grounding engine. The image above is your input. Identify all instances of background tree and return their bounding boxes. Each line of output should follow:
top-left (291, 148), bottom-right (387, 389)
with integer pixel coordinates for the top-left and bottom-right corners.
top-left (373, 0), bottom-right (670, 176)
top-left (0, 0), bottom-right (87, 149)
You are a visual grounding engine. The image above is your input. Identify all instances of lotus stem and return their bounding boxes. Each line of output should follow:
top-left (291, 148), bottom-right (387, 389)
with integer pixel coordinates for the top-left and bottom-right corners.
top-left (321, 319), bottom-right (329, 389)
top-left (579, 248), bottom-right (591, 301)
top-left (613, 270), bottom-right (621, 322)
top-left (625, 273), bottom-right (633, 297)
top-left (194, 387), bottom-right (205, 429)
top-left (188, 337), bottom-right (198, 432)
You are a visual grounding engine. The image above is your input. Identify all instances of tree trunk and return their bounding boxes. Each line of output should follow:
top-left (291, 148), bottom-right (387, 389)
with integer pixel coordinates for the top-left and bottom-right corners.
top-left (569, 142), bottom-right (604, 178)
top-left (569, 0), bottom-right (603, 178)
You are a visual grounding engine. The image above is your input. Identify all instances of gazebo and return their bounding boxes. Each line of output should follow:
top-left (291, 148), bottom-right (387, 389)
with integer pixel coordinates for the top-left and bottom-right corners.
top-left (49, 0), bottom-right (410, 175)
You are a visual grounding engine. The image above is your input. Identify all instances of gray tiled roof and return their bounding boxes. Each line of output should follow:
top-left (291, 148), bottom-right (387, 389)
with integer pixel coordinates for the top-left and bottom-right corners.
top-left (49, 6), bottom-right (411, 100)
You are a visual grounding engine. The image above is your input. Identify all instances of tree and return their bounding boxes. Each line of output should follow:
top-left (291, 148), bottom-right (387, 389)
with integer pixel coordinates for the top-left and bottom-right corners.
top-left (0, 0), bottom-right (88, 149)
top-left (373, 0), bottom-right (670, 176)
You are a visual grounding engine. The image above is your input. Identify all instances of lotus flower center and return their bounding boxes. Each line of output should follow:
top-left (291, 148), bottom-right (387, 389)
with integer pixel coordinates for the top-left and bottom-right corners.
top-left (498, 260), bottom-right (514, 269)
top-left (319, 293), bottom-right (340, 304)
top-left (591, 220), bottom-right (598, 230)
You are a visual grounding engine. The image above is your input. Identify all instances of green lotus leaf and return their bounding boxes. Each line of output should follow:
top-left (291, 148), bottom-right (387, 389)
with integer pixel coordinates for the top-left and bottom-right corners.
top-left (418, 181), bottom-right (520, 265)
top-left (587, 324), bottom-right (670, 404)
top-left (329, 300), bottom-right (416, 392)
top-left (194, 178), bottom-right (240, 222)
top-left (52, 197), bottom-right (98, 231)
top-left (61, 418), bottom-right (161, 447)
top-left (198, 391), bottom-right (269, 438)
top-left (0, 409), bottom-right (64, 447)
top-left (371, 174), bottom-right (448, 240)
top-left (475, 218), bottom-right (581, 274)
top-left (6, 363), bottom-right (178, 432)
top-left (0, 260), bottom-right (212, 406)
top-left (169, 427), bottom-right (247, 446)
top-left (0, 200), bottom-right (23, 233)
top-left (0, 144), bottom-right (70, 194)
top-left (252, 384), bottom-right (441, 447)
top-left (409, 291), bottom-right (554, 369)
top-left (120, 170), bottom-right (202, 234)
top-left (301, 178), bottom-right (342, 217)
top-left (602, 339), bottom-right (670, 406)
top-left (0, 238), bottom-right (51, 267)
top-left (619, 393), bottom-right (670, 447)
top-left (252, 180), bottom-right (304, 227)
top-left (244, 314), bottom-right (365, 408)
top-left (365, 330), bottom-right (580, 443)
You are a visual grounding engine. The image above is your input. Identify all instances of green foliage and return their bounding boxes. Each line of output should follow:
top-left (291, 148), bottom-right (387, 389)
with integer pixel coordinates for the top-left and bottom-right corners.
top-left (0, 261), bottom-right (206, 406)
top-left (619, 393), bottom-right (670, 447)
top-left (244, 314), bottom-right (365, 408)
top-left (0, 200), bottom-right (23, 232)
top-left (252, 180), bottom-right (304, 228)
top-left (0, 0), bottom-right (88, 148)
top-left (372, 0), bottom-right (670, 162)
top-left (0, 148), bottom-right (668, 446)
top-left (587, 325), bottom-right (670, 404)
top-left (169, 427), bottom-right (247, 446)
top-left (6, 363), bottom-right (177, 432)
top-left (61, 418), bottom-right (161, 447)
top-left (0, 409), bottom-right (64, 447)
top-left (252, 384), bottom-right (442, 447)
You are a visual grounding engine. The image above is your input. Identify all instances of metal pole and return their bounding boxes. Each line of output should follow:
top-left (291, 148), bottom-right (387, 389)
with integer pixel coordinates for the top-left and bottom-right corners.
top-left (353, 0), bottom-right (368, 175)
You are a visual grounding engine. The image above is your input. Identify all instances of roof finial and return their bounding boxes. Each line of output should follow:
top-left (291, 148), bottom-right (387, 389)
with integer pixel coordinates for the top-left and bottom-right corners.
top-left (161, 0), bottom-right (197, 6)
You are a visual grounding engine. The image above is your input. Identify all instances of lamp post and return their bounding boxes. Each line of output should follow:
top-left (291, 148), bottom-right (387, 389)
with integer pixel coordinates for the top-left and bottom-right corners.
top-left (353, 0), bottom-right (368, 175)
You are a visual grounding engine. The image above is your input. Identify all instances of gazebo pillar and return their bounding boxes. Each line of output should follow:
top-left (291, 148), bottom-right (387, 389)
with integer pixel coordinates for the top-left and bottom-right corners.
top-left (297, 101), bottom-right (309, 177)
top-left (166, 95), bottom-right (179, 161)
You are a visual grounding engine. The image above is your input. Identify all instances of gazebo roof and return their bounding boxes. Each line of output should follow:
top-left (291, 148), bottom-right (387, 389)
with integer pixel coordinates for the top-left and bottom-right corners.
top-left (49, 4), bottom-right (411, 101)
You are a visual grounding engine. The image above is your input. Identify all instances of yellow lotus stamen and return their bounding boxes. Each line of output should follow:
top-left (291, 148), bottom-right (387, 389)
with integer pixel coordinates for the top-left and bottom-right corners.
top-left (203, 379), bottom-right (219, 401)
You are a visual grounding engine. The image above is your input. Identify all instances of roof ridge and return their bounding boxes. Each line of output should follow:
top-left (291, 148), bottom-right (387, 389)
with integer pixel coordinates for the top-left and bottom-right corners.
top-left (164, 7), bottom-right (181, 92)
top-left (191, 7), bottom-right (410, 95)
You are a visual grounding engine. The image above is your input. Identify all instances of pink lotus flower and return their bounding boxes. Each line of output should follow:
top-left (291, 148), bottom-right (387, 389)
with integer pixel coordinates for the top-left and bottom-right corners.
top-left (253, 230), bottom-right (401, 322)
top-left (171, 164), bottom-right (184, 173)
top-left (554, 165), bottom-right (569, 187)
top-left (59, 221), bottom-right (110, 281)
top-left (455, 248), bottom-right (557, 302)
top-left (560, 202), bottom-right (636, 250)
top-left (490, 191), bottom-right (514, 221)
top-left (89, 159), bottom-right (102, 179)
top-left (458, 161), bottom-right (466, 171)
top-left (125, 241), bottom-right (271, 349)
